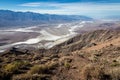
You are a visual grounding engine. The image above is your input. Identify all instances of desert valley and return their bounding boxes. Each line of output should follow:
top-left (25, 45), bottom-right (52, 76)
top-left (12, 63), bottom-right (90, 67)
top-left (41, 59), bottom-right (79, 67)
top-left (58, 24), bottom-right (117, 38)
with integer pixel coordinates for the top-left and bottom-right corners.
top-left (0, 1), bottom-right (120, 80)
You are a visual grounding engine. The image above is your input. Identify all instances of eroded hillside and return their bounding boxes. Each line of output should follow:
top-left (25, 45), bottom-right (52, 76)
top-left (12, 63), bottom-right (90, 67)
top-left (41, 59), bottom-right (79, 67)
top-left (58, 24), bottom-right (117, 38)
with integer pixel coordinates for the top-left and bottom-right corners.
top-left (0, 29), bottom-right (120, 80)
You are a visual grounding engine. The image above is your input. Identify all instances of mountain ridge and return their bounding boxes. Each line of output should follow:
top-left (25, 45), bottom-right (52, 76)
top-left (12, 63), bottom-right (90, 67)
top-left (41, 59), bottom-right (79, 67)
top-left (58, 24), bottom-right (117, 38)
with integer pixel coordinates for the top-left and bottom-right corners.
top-left (0, 10), bottom-right (93, 27)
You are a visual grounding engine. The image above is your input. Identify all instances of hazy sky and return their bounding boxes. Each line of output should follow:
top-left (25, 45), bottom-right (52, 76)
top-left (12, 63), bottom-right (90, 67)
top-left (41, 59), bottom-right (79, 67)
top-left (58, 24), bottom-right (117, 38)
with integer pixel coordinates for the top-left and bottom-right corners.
top-left (0, 0), bottom-right (120, 18)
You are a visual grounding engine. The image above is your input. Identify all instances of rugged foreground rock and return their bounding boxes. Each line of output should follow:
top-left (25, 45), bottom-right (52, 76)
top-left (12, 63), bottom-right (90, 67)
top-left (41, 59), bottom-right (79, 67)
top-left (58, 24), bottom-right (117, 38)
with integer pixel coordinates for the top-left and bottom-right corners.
top-left (0, 29), bottom-right (120, 80)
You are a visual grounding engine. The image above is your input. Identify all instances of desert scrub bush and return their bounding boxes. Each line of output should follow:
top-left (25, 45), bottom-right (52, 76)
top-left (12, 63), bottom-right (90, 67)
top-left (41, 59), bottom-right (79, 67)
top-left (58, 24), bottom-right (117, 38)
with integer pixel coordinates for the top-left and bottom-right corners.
top-left (111, 60), bottom-right (120, 67)
top-left (29, 65), bottom-right (48, 74)
top-left (64, 61), bottom-right (70, 69)
top-left (78, 53), bottom-right (84, 58)
top-left (81, 64), bottom-right (110, 80)
top-left (46, 61), bottom-right (58, 69)
top-left (12, 74), bottom-right (32, 80)
top-left (89, 54), bottom-right (99, 62)
top-left (52, 58), bottom-right (58, 62)
top-left (12, 73), bottom-right (48, 80)
top-left (29, 62), bottom-right (58, 75)
top-left (3, 61), bottom-right (30, 73)
top-left (101, 59), bottom-right (109, 67)
top-left (4, 62), bottom-right (21, 73)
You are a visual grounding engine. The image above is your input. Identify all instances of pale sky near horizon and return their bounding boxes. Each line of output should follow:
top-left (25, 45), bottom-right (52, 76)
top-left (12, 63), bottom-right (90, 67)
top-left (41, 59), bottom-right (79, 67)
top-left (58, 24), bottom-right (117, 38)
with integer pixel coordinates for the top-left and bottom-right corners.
top-left (0, 0), bottom-right (120, 18)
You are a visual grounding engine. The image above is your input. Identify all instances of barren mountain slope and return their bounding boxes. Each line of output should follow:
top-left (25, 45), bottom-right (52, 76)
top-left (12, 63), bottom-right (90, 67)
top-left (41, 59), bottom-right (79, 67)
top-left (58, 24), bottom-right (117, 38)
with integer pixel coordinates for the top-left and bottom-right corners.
top-left (43, 29), bottom-right (120, 54)
top-left (51, 29), bottom-right (120, 80)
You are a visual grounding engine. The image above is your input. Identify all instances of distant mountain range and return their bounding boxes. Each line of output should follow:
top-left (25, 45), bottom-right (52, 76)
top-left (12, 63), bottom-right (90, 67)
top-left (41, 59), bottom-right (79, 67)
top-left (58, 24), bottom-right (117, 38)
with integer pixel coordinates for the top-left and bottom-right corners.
top-left (0, 10), bottom-right (93, 27)
top-left (104, 15), bottom-right (120, 20)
